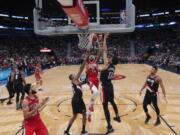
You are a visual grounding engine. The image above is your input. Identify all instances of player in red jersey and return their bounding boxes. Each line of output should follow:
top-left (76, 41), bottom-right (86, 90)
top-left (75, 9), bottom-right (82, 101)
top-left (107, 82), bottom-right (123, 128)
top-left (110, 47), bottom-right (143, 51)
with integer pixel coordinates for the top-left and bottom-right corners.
top-left (22, 84), bottom-right (49, 135)
top-left (86, 33), bottom-right (104, 122)
top-left (34, 64), bottom-right (43, 90)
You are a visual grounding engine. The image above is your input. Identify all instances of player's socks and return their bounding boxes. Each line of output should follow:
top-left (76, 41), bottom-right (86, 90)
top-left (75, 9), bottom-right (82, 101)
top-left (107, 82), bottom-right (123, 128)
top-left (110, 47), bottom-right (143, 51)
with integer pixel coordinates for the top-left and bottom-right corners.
top-left (86, 112), bottom-right (91, 122)
top-left (88, 97), bottom-right (94, 112)
top-left (89, 105), bottom-right (94, 112)
top-left (16, 103), bottom-right (20, 110)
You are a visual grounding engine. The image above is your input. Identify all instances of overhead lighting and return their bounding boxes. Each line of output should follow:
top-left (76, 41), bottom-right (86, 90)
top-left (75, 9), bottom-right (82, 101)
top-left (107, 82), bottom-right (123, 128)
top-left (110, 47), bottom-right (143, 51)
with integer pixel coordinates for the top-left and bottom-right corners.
top-left (0, 25), bottom-right (8, 29)
top-left (160, 23), bottom-right (165, 26)
top-left (15, 27), bottom-right (23, 30)
top-left (139, 14), bottom-right (150, 17)
top-left (0, 14), bottom-right (9, 17)
top-left (51, 18), bottom-right (63, 21)
top-left (146, 24), bottom-right (154, 28)
top-left (135, 24), bottom-right (144, 28)
top-left (152, 12), bottom-right (164, 16)
top-left (12, 15), bottom-right (24, 19)
top-left (24, 17), bottom-right (28, 19)
top-left (165, 12), bottom-right (169, 15)
top-left (168, 22), bottom-right (176, 25)
top-left (175, 9), bottom-right (180, 13)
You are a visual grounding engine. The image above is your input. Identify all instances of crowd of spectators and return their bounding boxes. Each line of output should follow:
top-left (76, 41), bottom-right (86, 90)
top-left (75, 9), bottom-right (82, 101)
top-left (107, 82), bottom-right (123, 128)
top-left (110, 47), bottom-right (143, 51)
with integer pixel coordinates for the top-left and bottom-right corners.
top-left (0, 28), bottom-right (179, 75)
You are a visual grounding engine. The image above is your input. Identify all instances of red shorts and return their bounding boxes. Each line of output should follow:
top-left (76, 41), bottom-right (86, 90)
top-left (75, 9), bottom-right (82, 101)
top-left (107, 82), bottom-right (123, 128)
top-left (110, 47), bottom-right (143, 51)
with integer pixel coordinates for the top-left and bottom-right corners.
top-left (89, 78), bottom-right (99, 89)
top-left (24, 118), bottom-right (48, 135)
top-left (35, 75), bottom-right (41, 81)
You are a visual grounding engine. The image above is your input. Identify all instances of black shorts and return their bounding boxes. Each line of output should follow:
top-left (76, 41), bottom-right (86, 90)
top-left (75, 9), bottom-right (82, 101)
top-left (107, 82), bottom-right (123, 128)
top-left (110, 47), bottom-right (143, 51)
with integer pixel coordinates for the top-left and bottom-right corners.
top-left (71, 98), bottom-right (86, 114)
top-left (143, 90), bottom-right (157, 105)
top-left (102, 83), bottom-right (114, 103)
top-left (14, 84), bottom-right (23, 93)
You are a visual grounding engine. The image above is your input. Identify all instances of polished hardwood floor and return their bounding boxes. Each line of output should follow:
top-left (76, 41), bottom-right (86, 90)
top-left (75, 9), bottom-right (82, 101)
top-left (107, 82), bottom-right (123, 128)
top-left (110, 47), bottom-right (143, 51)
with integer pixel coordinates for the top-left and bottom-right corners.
top-left (0, 64), bottom-right (180, 135)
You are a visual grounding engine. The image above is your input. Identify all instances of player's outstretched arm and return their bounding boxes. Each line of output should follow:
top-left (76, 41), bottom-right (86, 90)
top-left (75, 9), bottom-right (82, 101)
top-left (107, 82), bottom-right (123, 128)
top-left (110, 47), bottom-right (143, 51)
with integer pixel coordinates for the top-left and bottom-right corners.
top-left (96, 42), bottom-right (103, 63)
top-left (103, 34), bottom-right (109, 64)
top-left (75, 52), bottom-right (89, 80)
top-left (102, 33), bottom-right (109, 68)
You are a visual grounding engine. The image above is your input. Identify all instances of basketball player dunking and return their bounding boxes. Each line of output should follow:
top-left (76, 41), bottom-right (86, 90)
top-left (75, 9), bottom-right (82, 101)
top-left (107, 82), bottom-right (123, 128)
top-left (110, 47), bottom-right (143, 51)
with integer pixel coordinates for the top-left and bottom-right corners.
top-left (34, 63), bottom-right (43, 91)
top-left (139, 66), bottom-right (167, 126)
top-left (100, 34), bottom-right (121, 134)
top-left (64, 52), bottom-right (89, 135)
top-left (22, 84), bottom-right (49, 135)
top-left (86, 34), bottom-right (103, 122)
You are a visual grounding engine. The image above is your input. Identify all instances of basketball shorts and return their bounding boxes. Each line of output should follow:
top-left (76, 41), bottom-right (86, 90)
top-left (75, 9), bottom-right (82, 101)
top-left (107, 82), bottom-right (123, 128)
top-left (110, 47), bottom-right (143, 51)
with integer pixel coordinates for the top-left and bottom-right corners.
top-left (71, 98), bottom-right (86, 114)
top-left (88, 79), bottom-right (99, 89)
top-left (35, 75), bottom-right (41, 81)
top-left (101, 83), bottom-right (114, 103)
top-left (24, 118), bottom-right (48, 135)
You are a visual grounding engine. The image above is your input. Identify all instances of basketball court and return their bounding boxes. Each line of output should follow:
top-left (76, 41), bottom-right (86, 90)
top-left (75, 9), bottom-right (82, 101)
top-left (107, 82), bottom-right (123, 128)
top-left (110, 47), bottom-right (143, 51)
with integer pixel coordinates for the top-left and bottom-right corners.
top-left (0, 64), bottom-right (180, 135)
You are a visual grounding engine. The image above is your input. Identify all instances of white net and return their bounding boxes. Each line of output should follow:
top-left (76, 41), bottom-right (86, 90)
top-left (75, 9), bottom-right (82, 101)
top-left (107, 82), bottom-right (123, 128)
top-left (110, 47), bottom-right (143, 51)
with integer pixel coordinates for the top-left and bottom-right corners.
top-left (78, 33), bottom-right (93, 50)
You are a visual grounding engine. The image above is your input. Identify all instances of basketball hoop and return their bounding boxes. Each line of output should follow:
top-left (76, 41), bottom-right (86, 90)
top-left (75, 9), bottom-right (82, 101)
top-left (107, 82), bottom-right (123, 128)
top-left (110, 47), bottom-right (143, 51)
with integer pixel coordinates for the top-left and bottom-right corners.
top-left (78, 33), bottom-right (92, 50)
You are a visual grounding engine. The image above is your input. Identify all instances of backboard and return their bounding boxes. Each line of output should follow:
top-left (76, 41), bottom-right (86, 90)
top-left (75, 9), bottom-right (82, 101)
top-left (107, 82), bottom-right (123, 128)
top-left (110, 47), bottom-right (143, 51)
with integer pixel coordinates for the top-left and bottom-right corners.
top-left (33, 0), bottom-right (135, 35)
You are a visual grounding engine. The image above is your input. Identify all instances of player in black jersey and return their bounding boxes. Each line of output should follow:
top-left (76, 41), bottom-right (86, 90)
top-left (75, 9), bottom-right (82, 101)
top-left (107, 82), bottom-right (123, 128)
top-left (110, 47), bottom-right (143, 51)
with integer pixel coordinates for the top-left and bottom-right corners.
top-left (100, 34), bottom-right (121, 134)
top-left (139, 66), bottom-right (167, 126)
top-left (64, 53), bottom-right (89, 135)
top-left (13, 67), bottom-right (26, 110)
top-left (6, 68), bottom-right (15, 105)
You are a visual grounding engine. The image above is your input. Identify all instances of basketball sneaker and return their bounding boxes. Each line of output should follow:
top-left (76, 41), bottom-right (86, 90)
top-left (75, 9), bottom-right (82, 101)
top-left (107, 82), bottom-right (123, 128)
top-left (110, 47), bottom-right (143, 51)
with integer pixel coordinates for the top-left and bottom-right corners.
top-left (64, 130), bottom-right (72, 135)
top-left (154, 117), bottom-right (161, 126)
top-left (7, 101), bottom-right (13, 105)
top-left (81, 130), bottom-right (88, 135)
top-left (144, 114), bottom-right (151, 124)
top-left (106, 125), bottom-right (114, 135)
top-left (113, 116), bottom-right (121, 123)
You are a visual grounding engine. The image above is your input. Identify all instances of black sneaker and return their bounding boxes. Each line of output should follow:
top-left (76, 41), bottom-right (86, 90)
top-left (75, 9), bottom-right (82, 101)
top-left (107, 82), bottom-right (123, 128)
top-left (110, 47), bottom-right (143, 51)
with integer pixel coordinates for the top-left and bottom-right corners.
top-left (144, 115), bottom-right (151, 124)
top-left (64, 131), bottom-right (71, 135)
top-left (81, 130), bottom-right (88, 135)
top-left (0, 99), bottom-right (6, 104)
top-left (113, 116), bottom-right (121, 123)
top-left (7, 101), bottom-right (13, 105)
top-left (106, 125), bottom-right (114, 135)
top-left (154, 117), bottom-right (161, 126)
top-left (38, 88), bottom-right (43, 91)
